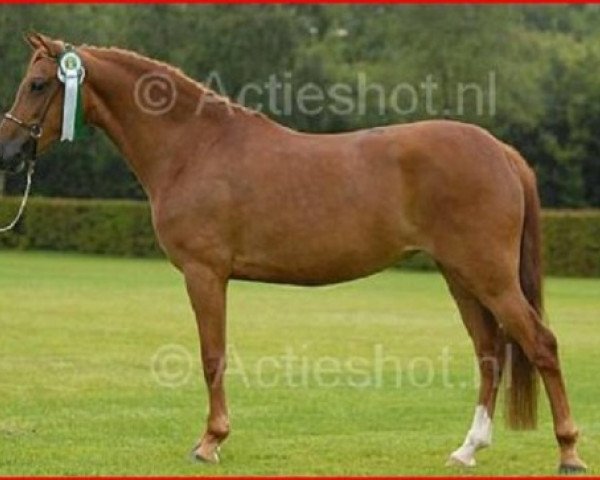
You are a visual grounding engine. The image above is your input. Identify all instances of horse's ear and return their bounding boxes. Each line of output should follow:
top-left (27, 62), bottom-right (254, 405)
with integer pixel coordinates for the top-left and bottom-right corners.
top-left (24, 32), bottom-right (63, 56)
top-left (24, 32), bottom-right (46, 51)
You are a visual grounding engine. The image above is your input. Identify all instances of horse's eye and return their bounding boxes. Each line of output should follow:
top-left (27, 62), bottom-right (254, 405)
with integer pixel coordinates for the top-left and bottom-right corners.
top-left (30, 79), bottom-right (47, 93)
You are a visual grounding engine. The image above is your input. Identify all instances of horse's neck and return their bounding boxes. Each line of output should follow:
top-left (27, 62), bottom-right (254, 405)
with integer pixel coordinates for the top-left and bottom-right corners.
top-left (81, 48), bottom-right (262, 198)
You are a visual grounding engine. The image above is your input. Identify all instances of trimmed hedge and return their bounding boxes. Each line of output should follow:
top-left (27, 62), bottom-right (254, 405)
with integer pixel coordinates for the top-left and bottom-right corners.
top-left (1, 197), bottom-right (599, 277)
top-left (0, 197), bottom-right (161, 257)
top-left (542, 210), bottom-right (600, 277)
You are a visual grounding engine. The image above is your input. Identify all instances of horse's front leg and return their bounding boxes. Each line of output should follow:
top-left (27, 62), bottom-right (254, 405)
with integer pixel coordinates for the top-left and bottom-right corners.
top-left (183, 262), bottom-right (230, 463)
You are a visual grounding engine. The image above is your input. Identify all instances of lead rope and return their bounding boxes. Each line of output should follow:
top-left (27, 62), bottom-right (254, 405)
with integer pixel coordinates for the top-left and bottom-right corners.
top-left (0, 161), bottom-right (34, 233)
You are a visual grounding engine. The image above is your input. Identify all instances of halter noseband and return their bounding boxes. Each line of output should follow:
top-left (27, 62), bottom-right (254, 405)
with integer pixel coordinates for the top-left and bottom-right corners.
top-left (3, 112), bottom-right (45, 140)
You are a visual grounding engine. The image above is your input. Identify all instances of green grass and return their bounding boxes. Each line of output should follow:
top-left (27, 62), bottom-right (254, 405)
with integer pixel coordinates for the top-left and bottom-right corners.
top-left (0, 251), bottom-right (598, 475)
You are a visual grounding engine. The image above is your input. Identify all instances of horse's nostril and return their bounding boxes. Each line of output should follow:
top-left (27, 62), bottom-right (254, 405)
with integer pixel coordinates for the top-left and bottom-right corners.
top-left (0, 140), bottom-right (24, 171)
top-left (1, 140), bottom-right (21, 161)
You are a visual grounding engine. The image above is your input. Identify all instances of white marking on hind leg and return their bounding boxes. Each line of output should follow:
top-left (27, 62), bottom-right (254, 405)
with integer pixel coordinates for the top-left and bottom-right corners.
top-left (448, 405), bottom-right (492, 467)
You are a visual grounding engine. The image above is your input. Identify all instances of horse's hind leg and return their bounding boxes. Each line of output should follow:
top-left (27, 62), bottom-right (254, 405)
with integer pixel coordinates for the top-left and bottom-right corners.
top-left (480, 284), bottom-right (587, 472)
top-left (441, 269), bottom-right (505, 467)
top-left (433, 230), bottom-right (585, 470)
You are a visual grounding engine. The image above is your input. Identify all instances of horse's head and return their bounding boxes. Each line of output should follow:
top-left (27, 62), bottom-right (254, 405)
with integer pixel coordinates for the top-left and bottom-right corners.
top-left (0, 33), bottom-right (67, 173)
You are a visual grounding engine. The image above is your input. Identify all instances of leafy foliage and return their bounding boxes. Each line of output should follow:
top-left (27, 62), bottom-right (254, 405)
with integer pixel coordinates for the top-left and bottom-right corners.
top-left (0, 5), bottom-right (599, 206)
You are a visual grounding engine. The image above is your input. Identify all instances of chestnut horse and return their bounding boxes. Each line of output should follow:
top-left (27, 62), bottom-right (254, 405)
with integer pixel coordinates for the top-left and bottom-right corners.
top-left (0, 34), bottom-right (586, 473)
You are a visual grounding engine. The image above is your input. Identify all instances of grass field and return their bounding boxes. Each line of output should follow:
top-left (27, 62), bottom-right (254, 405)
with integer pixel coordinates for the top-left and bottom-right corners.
top-left (0, 251), bottom-right (598, 475)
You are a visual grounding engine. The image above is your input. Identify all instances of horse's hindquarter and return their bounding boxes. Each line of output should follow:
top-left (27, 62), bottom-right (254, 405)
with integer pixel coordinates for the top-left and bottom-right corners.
top-left (230, 126), bottom-right (421, 284)
top-left (386, 121), bottom-right (525, 274)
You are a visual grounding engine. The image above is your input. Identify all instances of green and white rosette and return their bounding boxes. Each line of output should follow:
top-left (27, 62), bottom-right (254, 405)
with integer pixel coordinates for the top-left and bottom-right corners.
top-left (57, 46), bottom-right (86, 142)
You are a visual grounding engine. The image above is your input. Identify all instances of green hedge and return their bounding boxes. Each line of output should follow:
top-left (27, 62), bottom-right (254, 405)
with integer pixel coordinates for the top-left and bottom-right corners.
top-left (1, 198), bottom-right (599, 277)
top-left (0, 197), bottom-right (161, 257)
top-left (542, 210), bottom-right (600, 277)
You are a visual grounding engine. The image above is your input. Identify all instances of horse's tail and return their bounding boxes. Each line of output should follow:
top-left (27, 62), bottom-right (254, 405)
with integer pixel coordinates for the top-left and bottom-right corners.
top-left (503, 144), bottom-right (542, 430)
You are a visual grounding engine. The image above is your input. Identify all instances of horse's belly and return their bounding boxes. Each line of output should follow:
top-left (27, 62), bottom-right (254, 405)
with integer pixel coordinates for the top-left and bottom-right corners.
top-left (230, 135), bottom-right (420, 285)
top-left (231, 223), bottom-right (416, 285)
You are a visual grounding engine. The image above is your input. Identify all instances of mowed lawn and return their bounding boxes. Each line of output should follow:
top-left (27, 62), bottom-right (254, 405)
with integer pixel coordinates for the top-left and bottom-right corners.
top-left (0, 251), bottom-right (598, 475)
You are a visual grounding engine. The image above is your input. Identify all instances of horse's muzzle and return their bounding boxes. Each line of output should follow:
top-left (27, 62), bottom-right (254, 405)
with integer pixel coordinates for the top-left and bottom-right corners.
top-left (0, 139), bottom-right (29, 175)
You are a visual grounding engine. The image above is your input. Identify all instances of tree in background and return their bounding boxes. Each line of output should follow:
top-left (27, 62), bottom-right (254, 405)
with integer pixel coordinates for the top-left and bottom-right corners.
top-left (0, 5), bottom-right (598, 207)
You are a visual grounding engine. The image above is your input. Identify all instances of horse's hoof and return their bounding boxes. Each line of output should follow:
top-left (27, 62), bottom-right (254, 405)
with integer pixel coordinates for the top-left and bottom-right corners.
top-left (191, 449), bottom-right (219, 464)
top-left (558, 463), bottom-right (587, 475)
top-left (446, 453), bottom-right (476, 468)
top-left (190, 444), bottom-right (220, 464)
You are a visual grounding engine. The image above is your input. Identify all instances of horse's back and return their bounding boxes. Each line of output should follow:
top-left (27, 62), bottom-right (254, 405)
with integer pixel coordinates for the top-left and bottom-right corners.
top-left (228, 119), bottom-right (522, 285)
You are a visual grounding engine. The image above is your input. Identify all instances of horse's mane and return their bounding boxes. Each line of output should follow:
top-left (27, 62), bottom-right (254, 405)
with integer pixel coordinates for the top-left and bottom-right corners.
top-left (82, 44), bottom-right (268, 120)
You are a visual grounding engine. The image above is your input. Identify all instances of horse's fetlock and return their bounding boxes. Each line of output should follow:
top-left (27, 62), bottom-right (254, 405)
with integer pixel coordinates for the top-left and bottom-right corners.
top-left (556, 423), bottom-right (579, 447)
top-left (208, 417), bottom-right (230, 441)
top-left (467, 427), bottom-right (492, 449)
